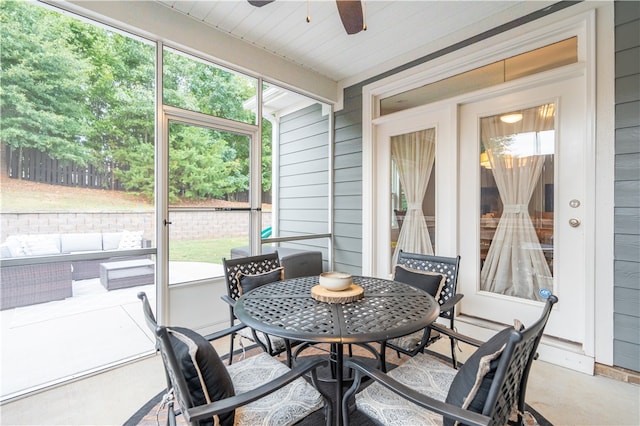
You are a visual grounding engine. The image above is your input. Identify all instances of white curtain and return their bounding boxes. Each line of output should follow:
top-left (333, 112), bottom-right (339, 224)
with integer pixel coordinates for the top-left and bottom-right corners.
top-left (391, 129), bottom-right (435, 265)
top-left (480, 105), bottom-right (554, 301)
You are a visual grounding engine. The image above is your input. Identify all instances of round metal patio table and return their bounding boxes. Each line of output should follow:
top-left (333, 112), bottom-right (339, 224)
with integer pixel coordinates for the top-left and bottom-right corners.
top-left (234, 275), bottom-right (440, 426)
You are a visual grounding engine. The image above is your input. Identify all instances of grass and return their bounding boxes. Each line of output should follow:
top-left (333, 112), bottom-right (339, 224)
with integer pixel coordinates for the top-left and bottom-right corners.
top-left (1, 178), bottom-right (152, 211)
top-left (169, 237), bottom-right (247, 264)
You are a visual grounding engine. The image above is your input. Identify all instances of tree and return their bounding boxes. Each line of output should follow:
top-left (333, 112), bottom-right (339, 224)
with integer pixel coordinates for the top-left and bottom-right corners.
top-left (0, 1), bottom-right (92, 177)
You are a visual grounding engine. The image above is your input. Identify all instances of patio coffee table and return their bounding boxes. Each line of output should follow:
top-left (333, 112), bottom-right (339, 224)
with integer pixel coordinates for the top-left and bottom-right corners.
top-left (234, 275), bottom-right (439, 426)
top-left (99, 259), bottom-right (154, 291)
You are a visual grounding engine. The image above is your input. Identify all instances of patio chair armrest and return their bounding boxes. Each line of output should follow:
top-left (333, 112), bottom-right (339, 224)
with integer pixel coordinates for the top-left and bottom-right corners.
top-left (221, 294), bottom-right (236, 307)
top-left (183, 357), bottom-right (329, 423)
top-left (344, 359), bottom-right (490, 426)
top-left (201, 323), bottom-right (247, 342)
top-left (438, 293), bottom-right (464, 313)
top-left (429, 323), bottom-right (484, 348)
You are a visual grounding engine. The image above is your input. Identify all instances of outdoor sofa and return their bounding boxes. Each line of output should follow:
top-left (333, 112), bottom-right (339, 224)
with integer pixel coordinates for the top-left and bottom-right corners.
top-left (0, 231), bottom-right (149, 310)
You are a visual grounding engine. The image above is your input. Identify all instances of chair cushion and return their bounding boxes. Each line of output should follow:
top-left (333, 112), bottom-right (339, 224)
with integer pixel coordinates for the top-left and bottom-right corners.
top-left (356, 352), bottom-right (457, 425)
top-left (168, 327), bottom-right (235, 426)
top-left (236, 327), bottom-right (288, 353)
top-left (444, 326), bottom-right (515, 424)
top-left (236, 267), bottom-right (283, 295)
top-left (387, 328), bottom-right (440, 353)
top-left (394, 265), bottom-right (446, 298)
top-left (227, 352), bottom-right (325, 426)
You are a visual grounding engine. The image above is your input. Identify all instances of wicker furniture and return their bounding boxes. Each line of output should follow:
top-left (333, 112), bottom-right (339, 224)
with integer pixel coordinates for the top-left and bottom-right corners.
top-left (234, 275), bottom-right (440, 426)
top-left (99, 259), bottom-right (154, 290)
top-left (0, 231), bottom-right (150, 310)
top-left (137, 292), bottom-right (330, 426)
top-left (342, 294), bottom-right (558, 426)
top-left (0, 261), bottom-right (73, 310)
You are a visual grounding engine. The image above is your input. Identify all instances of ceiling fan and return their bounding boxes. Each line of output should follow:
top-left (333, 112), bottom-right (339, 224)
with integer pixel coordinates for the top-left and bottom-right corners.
top-left (248, 0), bottom-right (366, 35)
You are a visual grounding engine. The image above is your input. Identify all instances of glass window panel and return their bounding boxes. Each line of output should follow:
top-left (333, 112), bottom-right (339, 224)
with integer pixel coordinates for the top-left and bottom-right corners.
top-left (0, 0), bottom-right (155, 398)
top-left (390, 129), bottom-right (436, 266)
top-left (380, 37), bottom-right (577, 116)
top-left (479, 103), bottom-right (555, 301)
top-left (163, 48), bottom-right (258, 124)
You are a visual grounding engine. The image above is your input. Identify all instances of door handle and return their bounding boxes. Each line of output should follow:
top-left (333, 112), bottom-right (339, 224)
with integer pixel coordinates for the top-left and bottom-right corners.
top-left (569, 218), bottom-right (580, 228)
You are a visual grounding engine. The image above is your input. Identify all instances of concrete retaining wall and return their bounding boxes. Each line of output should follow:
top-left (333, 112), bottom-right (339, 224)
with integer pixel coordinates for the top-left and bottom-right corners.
top-left (0, 211), bottom-right (271, 242)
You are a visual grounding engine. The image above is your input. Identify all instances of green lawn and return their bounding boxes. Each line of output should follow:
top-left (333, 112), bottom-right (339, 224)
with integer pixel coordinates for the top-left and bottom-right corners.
top-left (169, 237), bottom-right (247, 264)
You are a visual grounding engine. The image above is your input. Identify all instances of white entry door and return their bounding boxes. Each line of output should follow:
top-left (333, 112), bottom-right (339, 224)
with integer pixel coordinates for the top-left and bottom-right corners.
top-left (458, 75), bottom-right (591, 347)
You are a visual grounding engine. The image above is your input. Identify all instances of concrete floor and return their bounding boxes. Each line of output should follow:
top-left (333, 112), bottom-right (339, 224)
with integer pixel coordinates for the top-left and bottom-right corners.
top-left (1, 336), bottom-right (638, 425)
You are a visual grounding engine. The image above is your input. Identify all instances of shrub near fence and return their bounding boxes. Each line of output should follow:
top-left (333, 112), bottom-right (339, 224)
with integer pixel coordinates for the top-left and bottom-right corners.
top-left (0, 211), bottom-right (271, 243)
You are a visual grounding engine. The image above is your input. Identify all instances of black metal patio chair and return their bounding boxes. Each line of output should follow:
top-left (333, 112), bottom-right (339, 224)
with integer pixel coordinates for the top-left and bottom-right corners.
top-left (381, 251), bottom-right (462, 370)
top-left (222, 252), bottom-right (297, 366)
top-left (343, 293), bottom-right (558, 426)
top-left (137, 292), bottom-right (331, 426)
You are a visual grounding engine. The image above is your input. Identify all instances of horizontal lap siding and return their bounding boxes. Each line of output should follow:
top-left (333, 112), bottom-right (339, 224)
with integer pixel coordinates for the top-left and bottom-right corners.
top-left (333, 86), bottom-right (365, 274)
top-left (614, 1), bottom-right (640, 372)
top-left (277, 104), bottom-right (329, 257)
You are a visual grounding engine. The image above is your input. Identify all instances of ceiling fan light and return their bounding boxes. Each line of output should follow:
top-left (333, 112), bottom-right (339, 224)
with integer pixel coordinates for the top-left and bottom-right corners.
top-left (500, 113), bottom-right (523, 124)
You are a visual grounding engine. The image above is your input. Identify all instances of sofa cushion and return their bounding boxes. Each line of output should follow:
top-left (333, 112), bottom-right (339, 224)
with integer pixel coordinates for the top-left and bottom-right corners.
top-left (4, 237), bottom-right (27, 257)
top-left (5, 235), bottom-right (61, 257)
top-left (102, 232), bottom-right (123, 251)
top-left (61, 233), bottom-right (103, 253)
top-left (23, 237), bottom-right (60, 256)
top-left (0, 244), bottom-right (12, 258)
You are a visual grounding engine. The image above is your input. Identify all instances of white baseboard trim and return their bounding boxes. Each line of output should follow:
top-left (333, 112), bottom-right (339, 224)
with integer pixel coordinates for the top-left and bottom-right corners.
top-left (455, 315), bottom-right (594, 375)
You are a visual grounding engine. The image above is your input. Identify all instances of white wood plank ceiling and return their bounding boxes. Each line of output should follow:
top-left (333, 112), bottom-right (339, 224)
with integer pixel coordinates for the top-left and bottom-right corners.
top-left (156, 1), bottom-right (556, 84)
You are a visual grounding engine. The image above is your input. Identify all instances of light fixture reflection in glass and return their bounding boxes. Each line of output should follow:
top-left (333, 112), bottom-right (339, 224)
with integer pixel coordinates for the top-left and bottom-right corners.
top-left (480, 152), bottom-right (492, 169)
top-left (499, 113), bottom-right (523, 124)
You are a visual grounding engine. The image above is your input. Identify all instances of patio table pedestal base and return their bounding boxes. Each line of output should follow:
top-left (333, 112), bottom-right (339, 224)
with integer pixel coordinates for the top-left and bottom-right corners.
top-left (99, 259), bottom-right (154, 291)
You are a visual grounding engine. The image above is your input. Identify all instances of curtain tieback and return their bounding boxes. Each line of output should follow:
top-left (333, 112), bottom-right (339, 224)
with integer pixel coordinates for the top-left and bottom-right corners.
top-left (407, 202), bottom-right (422, 211)
top-left (503, 204), bottom-right (528, 214)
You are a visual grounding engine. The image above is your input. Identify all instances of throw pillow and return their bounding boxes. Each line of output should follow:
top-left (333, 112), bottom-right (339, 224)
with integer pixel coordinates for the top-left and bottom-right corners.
top-left (236, 267), bottom-right (284, 295)
top-left (394, 264), bottom-right (446, 298)
top-left (4, 237), bottom-right (26, 257)
top-left (444, 326), bottom-right (518, 425)
top-left (168, 327), bottom-right (235, 426)
top-left (117, 230), bottom-right (143, 250)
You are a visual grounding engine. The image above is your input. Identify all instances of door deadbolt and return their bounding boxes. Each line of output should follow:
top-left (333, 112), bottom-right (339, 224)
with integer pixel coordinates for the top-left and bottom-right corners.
top-left (569, 218), bottom-right (581, 228)
top-left (569, 199), bottom-right (581, 208)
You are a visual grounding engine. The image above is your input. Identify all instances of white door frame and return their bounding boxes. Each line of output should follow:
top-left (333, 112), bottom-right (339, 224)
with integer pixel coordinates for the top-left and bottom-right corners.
top-left (362, 7), bottom-right (614, 371)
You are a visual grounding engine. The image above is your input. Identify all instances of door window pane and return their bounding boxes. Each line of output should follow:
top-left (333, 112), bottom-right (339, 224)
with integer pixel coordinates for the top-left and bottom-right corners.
top-left (479, 104), bottom-right (555, 301)
top-left (168, 122), bottom-right (250, 284)
top-left (390, 129), bottom-right (436, 266)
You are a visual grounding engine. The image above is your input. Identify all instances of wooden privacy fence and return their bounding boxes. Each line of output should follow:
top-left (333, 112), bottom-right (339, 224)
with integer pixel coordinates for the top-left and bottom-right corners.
top-left (1, 144), bottom-right (272, 203)
top-left (4, 146), bottom-right (123, 190)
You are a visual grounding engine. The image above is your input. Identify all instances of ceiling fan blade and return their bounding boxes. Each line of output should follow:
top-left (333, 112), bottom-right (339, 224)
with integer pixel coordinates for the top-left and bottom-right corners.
top-left (248, 0), bottom-right (274, 7)
top-left (336, 0), bottom-right (364, 35)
